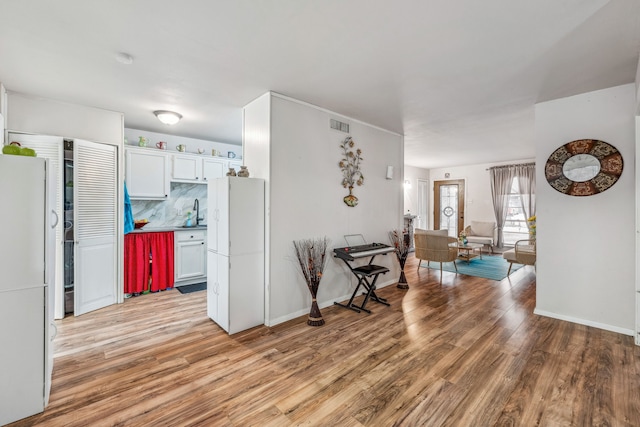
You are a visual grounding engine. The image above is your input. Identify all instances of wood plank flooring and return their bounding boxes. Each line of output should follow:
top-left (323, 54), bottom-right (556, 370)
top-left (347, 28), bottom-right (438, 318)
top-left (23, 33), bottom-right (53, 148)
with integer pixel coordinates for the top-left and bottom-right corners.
top-left (9, 254), bottom-right (640, 426)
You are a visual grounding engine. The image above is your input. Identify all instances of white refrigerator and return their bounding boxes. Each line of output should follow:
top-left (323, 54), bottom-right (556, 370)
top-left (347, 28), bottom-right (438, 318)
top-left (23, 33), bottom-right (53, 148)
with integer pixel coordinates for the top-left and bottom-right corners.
top-left (207, 177), bottom-right (264, 334)
top-left (0, 155), bottom-right (57, 425)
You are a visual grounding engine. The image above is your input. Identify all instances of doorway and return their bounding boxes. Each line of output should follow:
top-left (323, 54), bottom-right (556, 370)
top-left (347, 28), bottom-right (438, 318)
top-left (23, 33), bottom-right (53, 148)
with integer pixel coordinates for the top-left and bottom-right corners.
top-left (434, 179), bottom-right (465, 238)
top-left (417, 179), bottom-right (428, 229)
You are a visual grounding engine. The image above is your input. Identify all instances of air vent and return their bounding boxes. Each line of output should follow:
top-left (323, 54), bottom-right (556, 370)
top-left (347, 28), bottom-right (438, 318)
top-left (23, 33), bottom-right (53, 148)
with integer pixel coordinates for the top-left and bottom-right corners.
top-left (330, 119), bottom-right (349, 133)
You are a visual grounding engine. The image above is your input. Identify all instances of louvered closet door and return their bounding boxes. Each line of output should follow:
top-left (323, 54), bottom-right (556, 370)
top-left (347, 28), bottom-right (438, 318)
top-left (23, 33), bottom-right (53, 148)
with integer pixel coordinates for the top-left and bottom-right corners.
top-left (8, 133), bottom-right (65, 319)
top-left (74, 139), bottom-right (117, 315)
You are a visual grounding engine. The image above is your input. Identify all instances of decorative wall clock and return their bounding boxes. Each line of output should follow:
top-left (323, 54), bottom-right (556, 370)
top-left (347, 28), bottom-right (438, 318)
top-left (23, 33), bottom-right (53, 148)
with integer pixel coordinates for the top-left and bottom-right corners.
top-left (545, 139), bottom-right (623, 196)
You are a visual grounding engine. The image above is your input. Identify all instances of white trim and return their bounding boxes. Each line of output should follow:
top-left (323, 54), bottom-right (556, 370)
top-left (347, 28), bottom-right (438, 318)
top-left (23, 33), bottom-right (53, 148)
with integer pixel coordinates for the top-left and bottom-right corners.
top-left (534, 308), bottom-right (635, 337)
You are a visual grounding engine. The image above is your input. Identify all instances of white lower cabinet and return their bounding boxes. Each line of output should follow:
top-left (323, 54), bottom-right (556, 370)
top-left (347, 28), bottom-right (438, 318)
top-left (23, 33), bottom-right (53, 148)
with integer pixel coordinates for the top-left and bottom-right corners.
top-left (174, 230), bottom-right (207, 284)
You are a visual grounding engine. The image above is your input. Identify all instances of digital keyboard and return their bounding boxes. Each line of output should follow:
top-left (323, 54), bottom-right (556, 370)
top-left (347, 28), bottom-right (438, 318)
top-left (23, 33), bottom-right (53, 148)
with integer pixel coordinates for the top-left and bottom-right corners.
top-left (333, 243), bottom-right (395, 261)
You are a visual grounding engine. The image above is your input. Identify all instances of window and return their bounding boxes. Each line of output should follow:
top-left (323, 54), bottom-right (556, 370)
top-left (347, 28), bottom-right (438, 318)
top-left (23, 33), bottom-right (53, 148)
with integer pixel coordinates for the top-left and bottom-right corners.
top-left (503, 177), bottom-right (528, 246)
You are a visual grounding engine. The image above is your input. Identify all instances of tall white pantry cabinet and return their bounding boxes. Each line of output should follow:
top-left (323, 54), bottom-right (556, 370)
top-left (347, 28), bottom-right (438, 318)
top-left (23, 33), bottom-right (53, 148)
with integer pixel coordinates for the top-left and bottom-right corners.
top-left (207, 177), bottom-right (265, 334)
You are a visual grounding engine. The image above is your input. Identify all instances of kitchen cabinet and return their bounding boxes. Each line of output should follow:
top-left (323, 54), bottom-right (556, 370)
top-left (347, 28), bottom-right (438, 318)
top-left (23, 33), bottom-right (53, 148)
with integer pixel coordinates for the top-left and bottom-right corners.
top-left (207, 177), bottom-right (264, 334)
top-left (172, 154), bottom-right (203, 182)
top-left (202, 158), bottom-right (227, 181)
top-left (125, 148), bottom-right (169, 199)
top-left (174, 229), bottom-right (207, 284)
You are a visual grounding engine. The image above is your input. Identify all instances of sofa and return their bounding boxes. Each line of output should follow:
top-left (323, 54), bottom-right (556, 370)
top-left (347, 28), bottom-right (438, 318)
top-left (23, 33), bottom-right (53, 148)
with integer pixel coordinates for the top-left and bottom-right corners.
top-left (464, 221), bottom-right (496, 253)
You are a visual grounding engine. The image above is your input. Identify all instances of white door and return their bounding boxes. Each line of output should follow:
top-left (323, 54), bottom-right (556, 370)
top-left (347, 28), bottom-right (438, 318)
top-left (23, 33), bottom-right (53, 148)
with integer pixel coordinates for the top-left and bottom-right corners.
top-left (8, 133), bottom-right (65, 319)
top-left (74, 139), bottom-right (118, 315)
top-left (417, 179), bottom-right (428, 229)
top-left (217, 253), bottom-right (230, 332)
top-left (206, 250), bottom-right (218, 322)
top-left (216, 178), bottom-right (230, 256)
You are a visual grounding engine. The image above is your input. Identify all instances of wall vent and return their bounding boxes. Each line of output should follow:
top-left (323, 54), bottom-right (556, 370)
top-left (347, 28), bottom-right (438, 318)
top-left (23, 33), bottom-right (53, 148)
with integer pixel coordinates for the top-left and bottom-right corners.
top-left (330, 118), bottom-right (349, 133)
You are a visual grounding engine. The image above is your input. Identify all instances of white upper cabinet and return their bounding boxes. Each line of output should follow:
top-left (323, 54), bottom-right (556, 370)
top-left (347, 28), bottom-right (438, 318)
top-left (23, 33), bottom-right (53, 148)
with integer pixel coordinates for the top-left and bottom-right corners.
top-left (125, 148), bottom-right (169, 199)
top-left (172, 155), bottom-right (203, 182)
top-left (202, 158), bottom-right (227, 181)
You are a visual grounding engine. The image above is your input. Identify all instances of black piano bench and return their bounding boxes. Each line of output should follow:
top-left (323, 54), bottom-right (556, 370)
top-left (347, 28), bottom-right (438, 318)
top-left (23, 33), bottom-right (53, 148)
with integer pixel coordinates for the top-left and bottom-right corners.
top-left (334, 264), bottom-right (390, 314)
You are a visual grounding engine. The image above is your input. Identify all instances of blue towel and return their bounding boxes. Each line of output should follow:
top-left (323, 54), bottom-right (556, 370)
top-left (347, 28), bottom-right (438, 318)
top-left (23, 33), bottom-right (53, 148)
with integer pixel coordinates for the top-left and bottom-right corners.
top-left (124, 182), bottom-right (134, 234)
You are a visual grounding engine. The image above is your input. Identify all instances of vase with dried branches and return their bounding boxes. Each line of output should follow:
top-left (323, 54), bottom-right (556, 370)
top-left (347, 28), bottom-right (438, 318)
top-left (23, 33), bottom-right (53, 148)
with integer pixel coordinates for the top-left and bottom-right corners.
top-left (293, 237), bottom-right (329, 326)
top-left (338, 136), bottom-right (364, 207)
top-left (389, 229), bottom-right (410, 289)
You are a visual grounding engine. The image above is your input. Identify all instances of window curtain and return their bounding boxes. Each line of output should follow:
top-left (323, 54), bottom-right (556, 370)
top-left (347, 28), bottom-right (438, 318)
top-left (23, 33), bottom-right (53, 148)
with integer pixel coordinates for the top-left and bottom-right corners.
top-left (515, 163), bottom-right (536, 231)
top-left (489, 162), bottom-right (535, 248)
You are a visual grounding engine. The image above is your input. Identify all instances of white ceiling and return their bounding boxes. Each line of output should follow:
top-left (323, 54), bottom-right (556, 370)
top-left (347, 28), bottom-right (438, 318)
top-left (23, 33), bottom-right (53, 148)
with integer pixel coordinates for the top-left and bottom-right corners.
top-left (1, 0), bottom-right (638, 169)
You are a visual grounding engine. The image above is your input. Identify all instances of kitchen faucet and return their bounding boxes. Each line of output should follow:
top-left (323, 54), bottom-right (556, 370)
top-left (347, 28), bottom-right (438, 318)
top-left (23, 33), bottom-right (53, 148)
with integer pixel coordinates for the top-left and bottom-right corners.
top-left (193, 198), bottom-right (203, 226)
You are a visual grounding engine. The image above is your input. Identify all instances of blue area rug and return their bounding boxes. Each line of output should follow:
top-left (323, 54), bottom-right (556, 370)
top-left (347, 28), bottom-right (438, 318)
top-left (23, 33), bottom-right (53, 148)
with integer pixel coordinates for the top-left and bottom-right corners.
top-left (420, 255), bottom-right (523, 281)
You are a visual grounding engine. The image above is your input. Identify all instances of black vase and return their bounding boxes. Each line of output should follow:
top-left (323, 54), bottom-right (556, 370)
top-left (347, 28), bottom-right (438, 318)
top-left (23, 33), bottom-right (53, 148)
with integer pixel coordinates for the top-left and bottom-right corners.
top-left (397, 254), bottom-right (409, 289)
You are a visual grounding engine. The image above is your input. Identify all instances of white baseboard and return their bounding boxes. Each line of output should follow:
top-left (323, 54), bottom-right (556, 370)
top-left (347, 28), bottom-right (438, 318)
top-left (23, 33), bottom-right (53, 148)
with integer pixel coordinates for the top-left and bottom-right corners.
top-left (268, 277), bottom-right (398, 327)
top-left (533, 308), bottom-right (634, 337)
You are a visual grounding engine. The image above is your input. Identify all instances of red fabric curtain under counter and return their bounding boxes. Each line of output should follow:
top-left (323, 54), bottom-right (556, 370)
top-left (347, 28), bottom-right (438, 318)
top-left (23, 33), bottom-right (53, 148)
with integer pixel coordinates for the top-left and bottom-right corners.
top-left (149, 232), bottom-right (175, 291)
top-left (124, 233), bottom-right (150, 294)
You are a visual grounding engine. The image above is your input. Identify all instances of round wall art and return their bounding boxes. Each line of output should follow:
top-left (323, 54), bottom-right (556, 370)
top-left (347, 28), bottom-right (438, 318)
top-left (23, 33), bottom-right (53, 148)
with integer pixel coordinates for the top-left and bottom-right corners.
top-left (545, 139), bottom-right (623, 196)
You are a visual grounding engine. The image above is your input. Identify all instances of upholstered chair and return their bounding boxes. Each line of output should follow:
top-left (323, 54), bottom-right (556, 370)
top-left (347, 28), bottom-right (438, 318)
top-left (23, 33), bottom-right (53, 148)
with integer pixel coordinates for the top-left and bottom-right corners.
top-left (503, 239), bottom-right (536, 275)
top-left (414, 229), bottom-right (459, 275)
top-left (464, 221), bottom-right (496, 253)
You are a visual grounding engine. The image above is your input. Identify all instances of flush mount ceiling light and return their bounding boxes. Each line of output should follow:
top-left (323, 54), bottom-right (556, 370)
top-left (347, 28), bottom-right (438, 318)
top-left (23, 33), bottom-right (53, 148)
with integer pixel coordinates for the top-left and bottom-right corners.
top-left (154, 110), bottom-right (182, 125)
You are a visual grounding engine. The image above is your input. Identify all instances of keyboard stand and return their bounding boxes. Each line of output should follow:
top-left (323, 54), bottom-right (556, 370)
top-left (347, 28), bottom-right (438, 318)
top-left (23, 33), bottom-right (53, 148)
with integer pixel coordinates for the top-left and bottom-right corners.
top-left (334, 257), bottom-right (390, 314)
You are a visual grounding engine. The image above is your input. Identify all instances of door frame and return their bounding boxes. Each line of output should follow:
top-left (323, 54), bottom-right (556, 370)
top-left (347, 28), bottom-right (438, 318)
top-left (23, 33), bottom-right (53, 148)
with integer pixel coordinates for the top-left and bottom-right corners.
top-left (434, 179), bottom-right (465, 236)
top-left (417, 179), bottom-right (429, 230)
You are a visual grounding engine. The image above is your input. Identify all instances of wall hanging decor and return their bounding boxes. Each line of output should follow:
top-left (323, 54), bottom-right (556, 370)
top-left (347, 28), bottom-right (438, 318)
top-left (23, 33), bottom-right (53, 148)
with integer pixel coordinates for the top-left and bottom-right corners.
top-left (545, 139), bottom-right (623, 196)
top-left (339, 136), bottom-right (364, 207)
top-left (293, 237), bottom-right (329, 326)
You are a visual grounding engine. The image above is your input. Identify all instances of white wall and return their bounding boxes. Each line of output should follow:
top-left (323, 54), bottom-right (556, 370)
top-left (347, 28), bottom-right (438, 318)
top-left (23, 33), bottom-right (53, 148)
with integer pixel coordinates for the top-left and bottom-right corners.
top-left (245, 93), bottom-right (404, 326)
top-left (535, 83), bottom-right (636, 335)
top-left (7, 92), bottom-right (123, 146)
top-left (428, 159), bottom-right (533, 230)
top-left (124, 128), bottom-right (241, 159)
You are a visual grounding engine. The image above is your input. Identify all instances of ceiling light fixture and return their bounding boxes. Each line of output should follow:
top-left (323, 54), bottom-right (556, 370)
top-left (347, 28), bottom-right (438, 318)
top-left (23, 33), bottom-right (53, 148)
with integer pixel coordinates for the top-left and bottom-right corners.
top-left (154, 110), bottom-right (182, 125)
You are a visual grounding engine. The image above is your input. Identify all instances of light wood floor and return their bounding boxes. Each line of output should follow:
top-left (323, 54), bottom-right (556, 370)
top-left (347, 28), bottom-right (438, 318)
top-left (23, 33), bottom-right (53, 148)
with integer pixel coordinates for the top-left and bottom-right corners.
top-left (10, 255), bottom-right (640, 426)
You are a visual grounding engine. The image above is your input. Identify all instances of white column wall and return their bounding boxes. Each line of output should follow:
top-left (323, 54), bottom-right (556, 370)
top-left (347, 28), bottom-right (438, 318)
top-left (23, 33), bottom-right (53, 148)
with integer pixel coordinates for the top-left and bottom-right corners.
top-left (245, 93), bottom-right (404, 326)
top-left (242, 93), bottom-right (272, 324)
top-left (535, 83), bottom-right (636, 335)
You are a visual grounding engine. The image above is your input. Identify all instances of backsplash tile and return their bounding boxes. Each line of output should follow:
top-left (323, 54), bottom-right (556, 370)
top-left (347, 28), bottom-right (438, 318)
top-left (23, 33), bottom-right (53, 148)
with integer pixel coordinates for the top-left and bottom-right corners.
top-left (131, 183), bottom-right (207, 228)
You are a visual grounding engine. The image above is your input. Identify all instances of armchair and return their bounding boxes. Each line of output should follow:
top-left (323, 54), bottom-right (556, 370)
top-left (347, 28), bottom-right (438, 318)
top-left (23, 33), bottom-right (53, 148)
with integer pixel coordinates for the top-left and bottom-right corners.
top-left (503, 239), bottom-right (536, 276)
top-left (414, 229), bottom-right (458, 275)
top-left (464, 221), bottom-right (496, 253)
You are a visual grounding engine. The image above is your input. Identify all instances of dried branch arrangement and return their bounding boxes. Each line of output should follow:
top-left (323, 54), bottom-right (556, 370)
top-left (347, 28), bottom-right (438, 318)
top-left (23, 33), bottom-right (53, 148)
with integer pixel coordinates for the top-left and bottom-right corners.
top-left (293, 237), bottom-right (330, 326)
top-left (389, 229), bottom-right (410, 289)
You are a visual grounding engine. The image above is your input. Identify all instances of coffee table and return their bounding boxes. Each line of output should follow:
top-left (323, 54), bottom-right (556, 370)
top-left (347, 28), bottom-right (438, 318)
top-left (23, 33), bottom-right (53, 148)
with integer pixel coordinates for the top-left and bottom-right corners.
top-left (450, 242), bottom-right (484, 263)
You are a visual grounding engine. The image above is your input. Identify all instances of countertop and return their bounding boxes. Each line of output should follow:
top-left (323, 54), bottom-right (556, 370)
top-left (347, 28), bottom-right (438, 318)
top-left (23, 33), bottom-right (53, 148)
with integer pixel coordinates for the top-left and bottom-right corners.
top-left (129, 225), bottom-right (207, 234)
